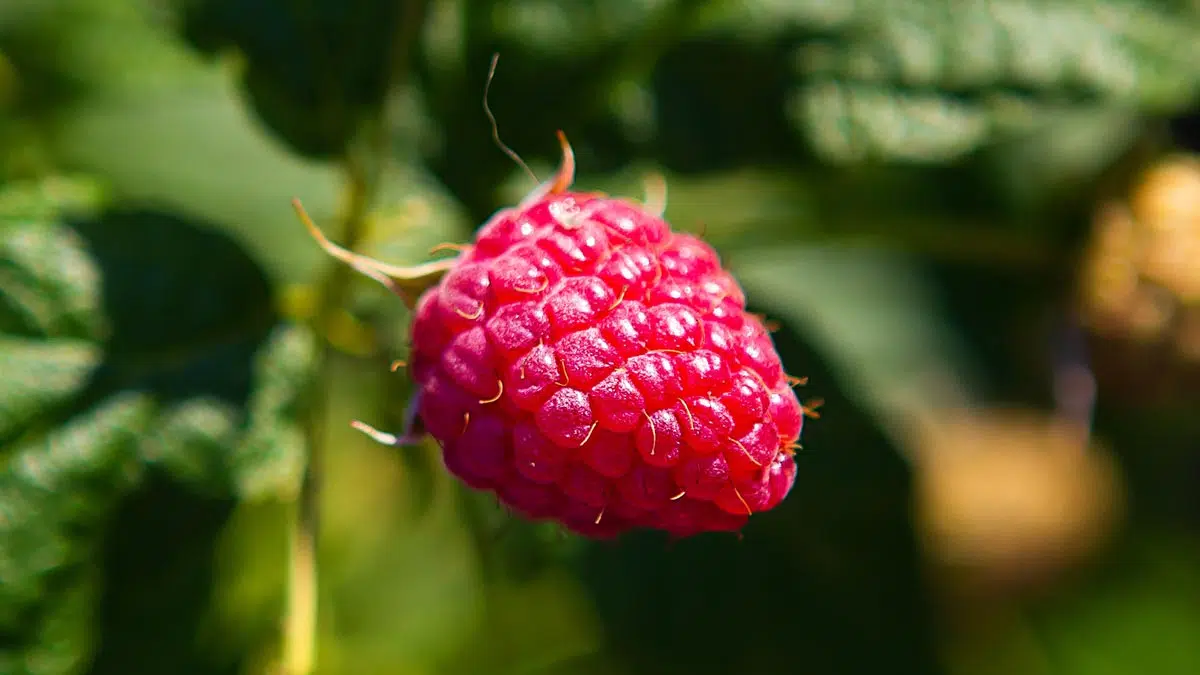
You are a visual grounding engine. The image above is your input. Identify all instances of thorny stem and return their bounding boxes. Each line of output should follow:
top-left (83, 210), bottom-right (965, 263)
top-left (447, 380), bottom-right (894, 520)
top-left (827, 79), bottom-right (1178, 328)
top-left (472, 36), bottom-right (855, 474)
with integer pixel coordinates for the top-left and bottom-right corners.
top-left (282, 1), bottom-right (429, 672)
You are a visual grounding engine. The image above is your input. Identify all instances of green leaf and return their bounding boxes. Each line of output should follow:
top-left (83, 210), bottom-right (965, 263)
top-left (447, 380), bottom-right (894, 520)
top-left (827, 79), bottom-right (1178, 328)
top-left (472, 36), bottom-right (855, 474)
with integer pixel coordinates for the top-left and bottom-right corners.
top-left (0, 393), bottom-right (154, 671)
top-left (0, 175), bottom-right (105, 224)
top-left (731, 245), bottom-right (984, 454)
top-left (175, 0), bottom-right (413, 160)
top-left (0, 337), bottom-right (99, 442)
top-left (231, 324), bottom-right (315, 499)
top-left (0, 177), bottom-right (319, 668)
top-left (0, 197), bottom-right (106, 340)
top-left (487, 0), bottom-right (676, 58)
top-left (767, 0), bottom-right (1200, 163)
top-left (2, 0), bottom-right (471, 284)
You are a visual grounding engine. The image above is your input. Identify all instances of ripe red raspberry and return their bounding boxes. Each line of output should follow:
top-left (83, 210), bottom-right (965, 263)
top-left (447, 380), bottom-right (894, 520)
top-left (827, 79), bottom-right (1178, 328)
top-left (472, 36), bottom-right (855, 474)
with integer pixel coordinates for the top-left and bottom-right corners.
top-left (403, 134), bottom-right (806, 538)
top-left (298, 132), bottom-right (808, 539)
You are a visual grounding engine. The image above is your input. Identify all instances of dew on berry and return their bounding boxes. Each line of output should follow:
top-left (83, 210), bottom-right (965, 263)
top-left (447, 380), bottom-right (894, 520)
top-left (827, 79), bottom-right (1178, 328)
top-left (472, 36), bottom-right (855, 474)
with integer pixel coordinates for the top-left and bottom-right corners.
top-left (598, 247), bottom-right (659, 299)
top-left (708, 295), bottom-right (748, 329)
top-left (739, 322), bottom-right (786, 386)
top-left (646, 278), bottom-right (697, 306)
top-left (659, 233), bottom-right (720, 278)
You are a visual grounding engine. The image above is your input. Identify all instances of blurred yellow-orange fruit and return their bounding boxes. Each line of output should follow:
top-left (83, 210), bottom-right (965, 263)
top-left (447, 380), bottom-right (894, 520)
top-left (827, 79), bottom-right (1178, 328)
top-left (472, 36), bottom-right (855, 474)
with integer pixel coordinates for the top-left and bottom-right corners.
top-left (912, 409), bottom-right (1123, 597)
top-left (1079, 154), bottom-right (1200, 344)
top-left (1078, 154), bottom-right (1200, 404)
top-left (1129, 155), bottom-right (1200, 235)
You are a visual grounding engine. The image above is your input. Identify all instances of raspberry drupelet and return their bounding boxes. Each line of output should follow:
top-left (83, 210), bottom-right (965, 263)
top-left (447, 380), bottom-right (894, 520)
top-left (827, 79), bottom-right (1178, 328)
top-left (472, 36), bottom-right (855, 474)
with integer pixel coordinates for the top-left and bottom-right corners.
top-left (300, 132), bottom-right (808, 539)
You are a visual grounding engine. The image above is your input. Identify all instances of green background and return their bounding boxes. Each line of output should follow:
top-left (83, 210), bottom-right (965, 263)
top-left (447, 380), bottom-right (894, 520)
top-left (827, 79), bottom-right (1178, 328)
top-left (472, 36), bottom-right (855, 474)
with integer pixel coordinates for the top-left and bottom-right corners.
top-left (1, 1), bottom-right (1199, 674)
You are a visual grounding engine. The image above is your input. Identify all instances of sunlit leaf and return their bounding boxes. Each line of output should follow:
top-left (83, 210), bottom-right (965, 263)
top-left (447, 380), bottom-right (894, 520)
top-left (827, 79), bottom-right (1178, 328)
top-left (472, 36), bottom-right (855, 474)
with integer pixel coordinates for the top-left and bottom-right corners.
top-left (692, 0), bottom-right (1200, 163)
top-left (0, 393), bottom-right (154, 671)
top-left (2, 0), bottom-right (471, 284)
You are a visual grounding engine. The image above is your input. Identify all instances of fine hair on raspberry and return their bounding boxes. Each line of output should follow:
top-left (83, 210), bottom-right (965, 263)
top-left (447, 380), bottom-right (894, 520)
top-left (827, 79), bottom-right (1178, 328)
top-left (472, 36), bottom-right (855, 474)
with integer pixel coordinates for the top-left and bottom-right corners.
top-left (302, 132), bottom-right (809, 539)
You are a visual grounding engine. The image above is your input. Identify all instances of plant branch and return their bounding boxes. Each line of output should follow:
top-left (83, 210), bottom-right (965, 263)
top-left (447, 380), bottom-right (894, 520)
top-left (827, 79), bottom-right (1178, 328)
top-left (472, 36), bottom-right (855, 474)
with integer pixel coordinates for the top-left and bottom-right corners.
top-left (280, 0), bottom-right (428, 672)
top-left (282, 154), bottom-right (373, 675)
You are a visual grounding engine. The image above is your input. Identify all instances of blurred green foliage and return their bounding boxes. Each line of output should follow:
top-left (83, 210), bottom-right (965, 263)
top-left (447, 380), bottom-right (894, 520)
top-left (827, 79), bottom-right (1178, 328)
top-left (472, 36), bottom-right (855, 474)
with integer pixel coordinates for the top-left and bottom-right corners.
top-left (1, 0), bottom-right (1199, 675)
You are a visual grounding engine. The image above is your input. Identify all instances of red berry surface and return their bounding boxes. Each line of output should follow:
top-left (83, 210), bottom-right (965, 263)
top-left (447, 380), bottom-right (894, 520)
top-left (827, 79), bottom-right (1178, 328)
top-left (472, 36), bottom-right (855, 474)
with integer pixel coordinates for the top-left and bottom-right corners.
top-left (407, 145), bottom-right (806, 538)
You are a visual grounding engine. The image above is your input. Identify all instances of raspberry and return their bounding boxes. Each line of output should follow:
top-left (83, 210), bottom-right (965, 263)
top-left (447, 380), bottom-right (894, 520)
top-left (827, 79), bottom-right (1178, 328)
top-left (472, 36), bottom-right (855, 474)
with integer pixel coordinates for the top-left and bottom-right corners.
top-left (301, 132), bottom-right (809, 538)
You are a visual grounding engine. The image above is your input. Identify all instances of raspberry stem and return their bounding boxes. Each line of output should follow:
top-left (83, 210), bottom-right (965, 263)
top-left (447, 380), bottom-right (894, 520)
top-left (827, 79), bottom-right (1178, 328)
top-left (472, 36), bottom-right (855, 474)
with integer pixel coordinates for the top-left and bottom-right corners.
top-left (282, 0), bottom-right (429, 660)
top-left (285, 152), bottom-right (375, 675)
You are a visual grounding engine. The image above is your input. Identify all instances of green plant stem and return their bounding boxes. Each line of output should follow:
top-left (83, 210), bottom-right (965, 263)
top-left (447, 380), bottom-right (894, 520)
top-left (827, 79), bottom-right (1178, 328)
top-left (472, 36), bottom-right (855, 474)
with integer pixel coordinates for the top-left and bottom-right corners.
top-left (279, 0), bottom-right (426, 670)
top-left (282, 151), bottom-right (374, 675)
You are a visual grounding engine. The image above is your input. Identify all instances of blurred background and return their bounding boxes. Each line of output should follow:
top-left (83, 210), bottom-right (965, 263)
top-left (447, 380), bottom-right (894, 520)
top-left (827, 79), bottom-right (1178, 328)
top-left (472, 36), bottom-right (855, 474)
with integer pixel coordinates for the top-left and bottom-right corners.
top-left (1, 1), bottom-right (1199, 674)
